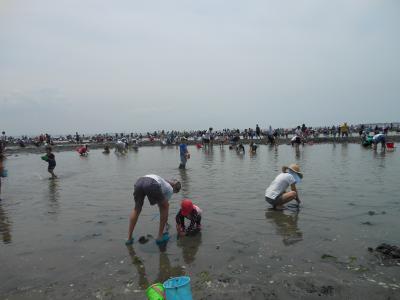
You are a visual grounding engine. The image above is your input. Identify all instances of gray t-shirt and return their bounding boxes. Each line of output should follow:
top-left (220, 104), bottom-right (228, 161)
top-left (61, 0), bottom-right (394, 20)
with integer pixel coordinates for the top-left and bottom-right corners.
top-left (265, 173), bottom-right (296, 199)
top-left (145, 174), bottom-right (173, 201)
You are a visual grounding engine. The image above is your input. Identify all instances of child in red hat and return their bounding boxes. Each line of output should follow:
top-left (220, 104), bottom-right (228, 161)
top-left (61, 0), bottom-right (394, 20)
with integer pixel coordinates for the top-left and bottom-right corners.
top-left (176, 199), bottom-right (202, 237)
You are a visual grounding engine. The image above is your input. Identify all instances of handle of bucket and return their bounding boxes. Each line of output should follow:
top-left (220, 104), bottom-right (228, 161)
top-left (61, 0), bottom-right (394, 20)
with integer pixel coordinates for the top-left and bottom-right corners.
top-left (152, 285), bottom-right (165, 299)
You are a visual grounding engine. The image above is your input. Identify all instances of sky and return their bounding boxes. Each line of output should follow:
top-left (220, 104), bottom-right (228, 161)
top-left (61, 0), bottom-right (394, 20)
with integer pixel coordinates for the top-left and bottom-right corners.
top-left (0, 0), bottom-right (399, 135)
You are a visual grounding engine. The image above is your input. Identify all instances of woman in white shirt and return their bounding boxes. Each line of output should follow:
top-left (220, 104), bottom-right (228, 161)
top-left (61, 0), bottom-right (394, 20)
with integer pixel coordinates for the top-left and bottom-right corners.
top-left (265, 164), bottom-right (303, 210)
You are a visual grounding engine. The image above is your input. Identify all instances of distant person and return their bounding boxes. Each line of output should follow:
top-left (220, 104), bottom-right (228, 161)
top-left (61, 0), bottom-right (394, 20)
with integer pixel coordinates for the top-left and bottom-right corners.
top-left (115, 140), bottom-right (127, 154)
top-left (250, 142), bottom-right (258, 153)
top-left (179, 137), bottom-right (190, 169)
top-left (176, 199), bottom-right (202, 237)
top-left (256, 124), bottom-right (261, 139)
top-left (209, 127), bottom-right (214, 146)
top-left (341, 123), bottom-right (349, 137)
top-left (0, 152), bottom-right (5, 200)
top-left (126, 175), bottom-right (181, 245)
top-left (294, 126), bottom-right (302, 137)
top-left (236, 143), bottom-right (245, 154)
top-left (77, 145), bottom-right (89, 156)
top-left (42, 146), bottom-right (57, 179)
top-left (265, 164), bottom-right (303, 210)
top-left (103, 145), bottom-right (110, 154)
top-left (291, 135), bottom-right (302, 146)
top-left (267, 132), bottom-right (275, 145)
top-left (372, 133), bottom-right (386, 151)
top-left (361, 133), bottom-right (373, 147)
top-left (1, 131), bottom-right (6, 146)
top-left (202, 131), bottom-right (210, 147)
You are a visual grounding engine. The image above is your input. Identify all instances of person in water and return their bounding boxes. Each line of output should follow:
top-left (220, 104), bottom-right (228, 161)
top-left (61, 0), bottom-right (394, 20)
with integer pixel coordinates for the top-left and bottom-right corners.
top-left (103, 144), bottom-right (110, 154)
top-left (176, 199), bottom-right (202, 237)
top-left (0, 152), bottom-right (5, 200)
top-left (42, 146), bottom-right (57, 179)
top-left (372, 133), bottom-right (386, 151)
top-left (179, 137), bottom-right (190, 169)
top-left (77, 145), bottom-right (89, 156)
top-left (126, 175), bottom-right (181, 245)
top-left (265, 164), bottom-right (303, 210)
top-left (236, 143), bottom-right (245, 154)
top-left (250, 142), bottom-right (258, 153)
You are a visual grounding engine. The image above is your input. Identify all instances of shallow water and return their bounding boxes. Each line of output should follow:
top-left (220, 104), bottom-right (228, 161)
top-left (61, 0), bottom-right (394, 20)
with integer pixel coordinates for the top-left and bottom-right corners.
top-left (1, 144), bottom-right (399, 299)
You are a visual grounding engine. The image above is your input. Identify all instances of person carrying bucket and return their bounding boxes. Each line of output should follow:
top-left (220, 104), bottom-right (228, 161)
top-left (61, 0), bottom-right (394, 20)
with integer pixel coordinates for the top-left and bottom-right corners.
top-left (176, 199), bottom-right (202, 237)
top-left (265, 164), bottom-right (303, 210)
top-left (126, 175), bottom-right (181, 245)
top-left (179, 137), bottom-right (189, 169)
top-left (42, 146), bottom-right (57, 179)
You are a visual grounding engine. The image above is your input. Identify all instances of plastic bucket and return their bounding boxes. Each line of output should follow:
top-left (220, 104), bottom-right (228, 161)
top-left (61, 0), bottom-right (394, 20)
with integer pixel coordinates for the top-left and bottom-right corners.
top-left (146, 283), bottom-right (165, 300)
top-left (386, 142), bottom-right (394, 149)
top-left (163, 276), bottom-right (192, 300)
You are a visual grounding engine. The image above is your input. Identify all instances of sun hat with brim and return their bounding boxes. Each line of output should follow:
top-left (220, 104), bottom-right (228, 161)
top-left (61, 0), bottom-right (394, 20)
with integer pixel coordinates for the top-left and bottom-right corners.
top-left (282, 164), bottom-right (303, 179)
top-left (181, 199), bottom-right (194, 216)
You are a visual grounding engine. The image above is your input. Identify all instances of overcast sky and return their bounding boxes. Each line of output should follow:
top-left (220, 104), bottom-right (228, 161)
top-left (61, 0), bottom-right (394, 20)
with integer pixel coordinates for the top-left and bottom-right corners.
top-left (1, 0), bottom-right (399, 135)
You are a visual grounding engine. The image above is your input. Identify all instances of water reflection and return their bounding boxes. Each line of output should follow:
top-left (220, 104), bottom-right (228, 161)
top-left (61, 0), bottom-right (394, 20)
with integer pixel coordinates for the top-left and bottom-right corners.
top-left (373, 149), bottom-right (387, 160)
top-left (341, 142), bottom-right (348, 157)
top-left (177, 232), bottom-right (202, 264)
top-left (0, 202), bottom-right (12, 244)
top-left (265, 209), bottom-right (303, 246)
top-left (179, 168), bottom-right (190, 198)
top-left (47, 179), bottom-right (60, 217)
top-left (294, 145), bottom-right (301, 160)
top-left (203, 146), bottom-right (214, 161)
top-left (219, 147), bottom-right (226, 162)
top-left (127, 246), bottom-right (184, 289)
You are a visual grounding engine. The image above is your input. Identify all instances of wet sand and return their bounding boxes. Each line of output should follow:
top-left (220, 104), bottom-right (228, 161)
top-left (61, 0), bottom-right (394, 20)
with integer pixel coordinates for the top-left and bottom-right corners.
top-left (1, 144), bottom-right (399, 299)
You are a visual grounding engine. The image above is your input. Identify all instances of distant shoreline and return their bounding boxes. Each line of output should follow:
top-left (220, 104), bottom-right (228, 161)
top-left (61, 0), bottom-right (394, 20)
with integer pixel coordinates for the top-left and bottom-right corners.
top-left (4, 135), bottom-right (399, 154)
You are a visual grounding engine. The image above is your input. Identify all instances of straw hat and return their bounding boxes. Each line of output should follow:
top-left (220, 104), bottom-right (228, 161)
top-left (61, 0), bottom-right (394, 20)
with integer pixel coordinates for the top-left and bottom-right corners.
top-left (282, 163), bottom-right (303, 179)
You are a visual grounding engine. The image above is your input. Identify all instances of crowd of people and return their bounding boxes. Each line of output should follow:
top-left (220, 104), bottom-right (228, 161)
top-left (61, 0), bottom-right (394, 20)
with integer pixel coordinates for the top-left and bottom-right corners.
top-left (0, 123), bottom-right (398, 149)
top-left (0, 122), bottom-right (395, 243)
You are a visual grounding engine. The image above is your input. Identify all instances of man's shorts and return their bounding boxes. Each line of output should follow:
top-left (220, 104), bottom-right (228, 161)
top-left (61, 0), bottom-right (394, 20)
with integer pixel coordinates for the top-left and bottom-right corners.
top-left (265, 195), bottom-right (283, 206)
top-left (48, 162), bottom-right (56, 171)
top-left (134, 177), bottom-right (164, 208)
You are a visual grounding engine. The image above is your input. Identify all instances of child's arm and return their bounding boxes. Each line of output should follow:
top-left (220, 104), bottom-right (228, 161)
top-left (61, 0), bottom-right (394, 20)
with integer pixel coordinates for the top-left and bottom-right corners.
top-left (176, 210), bottom-right (186, 236)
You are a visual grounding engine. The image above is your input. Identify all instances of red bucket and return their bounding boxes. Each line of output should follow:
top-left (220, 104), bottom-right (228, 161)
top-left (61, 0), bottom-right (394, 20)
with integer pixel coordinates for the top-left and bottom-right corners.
top-left (386, 142), bottom-right (395, 149)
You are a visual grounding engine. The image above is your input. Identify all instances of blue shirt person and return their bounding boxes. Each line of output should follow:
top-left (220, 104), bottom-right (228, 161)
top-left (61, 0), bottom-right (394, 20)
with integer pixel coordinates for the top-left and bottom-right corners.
top-left (179, 138), bottom-right (189, 169)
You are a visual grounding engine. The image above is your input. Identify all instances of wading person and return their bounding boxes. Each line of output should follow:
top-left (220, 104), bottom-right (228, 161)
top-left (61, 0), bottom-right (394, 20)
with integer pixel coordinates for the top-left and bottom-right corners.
top-left (372, 133), bottom-right (386, 151)
top-left (179, 137), bottom-right (189, 169)
top-left (126, 175), bottom-right (181, 245)
top-left (42, 146), bottom-right (57, 179)
top-left (0, 152), bottom-right (5, 200)
top-left (77, 144), bottom-right (89, 156)
top-left (265, 164), bottom-right (303, 210)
